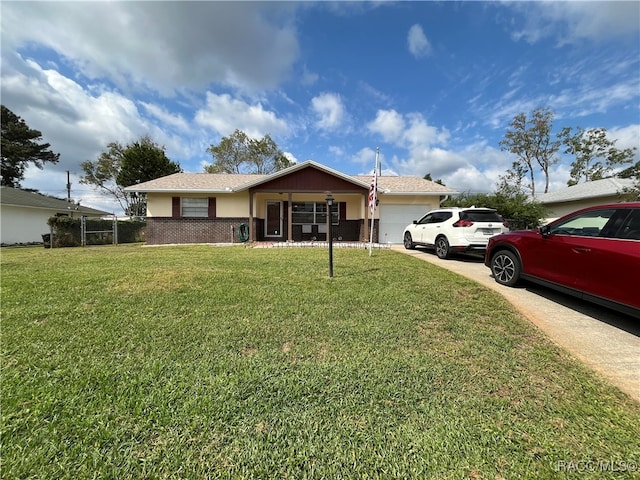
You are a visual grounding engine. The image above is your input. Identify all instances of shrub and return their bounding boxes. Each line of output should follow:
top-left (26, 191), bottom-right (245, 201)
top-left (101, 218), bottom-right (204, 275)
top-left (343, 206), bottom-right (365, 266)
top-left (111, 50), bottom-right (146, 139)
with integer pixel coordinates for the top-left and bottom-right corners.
top-left (46, 217), bottom-right (146, 247)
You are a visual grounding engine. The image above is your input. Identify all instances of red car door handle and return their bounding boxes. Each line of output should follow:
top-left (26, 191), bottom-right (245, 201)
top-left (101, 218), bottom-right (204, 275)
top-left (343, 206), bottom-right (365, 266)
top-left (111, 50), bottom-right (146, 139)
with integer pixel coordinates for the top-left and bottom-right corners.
top-left (573, 247), bottom-right (591, 253)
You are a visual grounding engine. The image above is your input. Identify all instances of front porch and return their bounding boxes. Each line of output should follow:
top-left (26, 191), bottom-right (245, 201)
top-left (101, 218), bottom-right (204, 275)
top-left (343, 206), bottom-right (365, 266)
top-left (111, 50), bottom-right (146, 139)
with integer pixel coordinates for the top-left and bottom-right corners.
top-left (247, 164), bottom-right (376, 243)
top-left (253, 216), bottom-right (377, 243)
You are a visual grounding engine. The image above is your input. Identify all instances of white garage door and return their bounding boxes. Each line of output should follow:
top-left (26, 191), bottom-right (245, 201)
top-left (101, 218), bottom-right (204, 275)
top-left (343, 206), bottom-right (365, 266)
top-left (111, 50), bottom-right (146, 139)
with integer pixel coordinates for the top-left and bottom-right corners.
top-left (378, 205), bottom-right (431, 244)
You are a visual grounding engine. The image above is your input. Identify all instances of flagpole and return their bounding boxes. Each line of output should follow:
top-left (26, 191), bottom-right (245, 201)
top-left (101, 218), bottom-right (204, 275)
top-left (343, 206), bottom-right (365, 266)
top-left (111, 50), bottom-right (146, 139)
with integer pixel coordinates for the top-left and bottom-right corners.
top-left (368, 147), bottom-right (379, 256)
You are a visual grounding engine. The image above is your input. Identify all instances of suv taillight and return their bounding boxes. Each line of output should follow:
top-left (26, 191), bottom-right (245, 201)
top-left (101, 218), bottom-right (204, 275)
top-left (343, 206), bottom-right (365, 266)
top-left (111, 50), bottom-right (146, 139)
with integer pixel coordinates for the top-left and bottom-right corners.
top-left (503, 220), bottom-right (509, 228)
top-left (453, 219), bottom-right (474, 227)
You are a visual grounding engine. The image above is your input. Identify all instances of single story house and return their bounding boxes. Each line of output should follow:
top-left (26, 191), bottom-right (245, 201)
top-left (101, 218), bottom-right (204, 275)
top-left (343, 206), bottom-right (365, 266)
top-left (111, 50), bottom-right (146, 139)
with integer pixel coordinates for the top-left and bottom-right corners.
top-left (1, 186), bottom-right (112, 245)
top-left (536, 177), bottom-right (636, 222)
top-left (125, 160), bottom-right (457, 245)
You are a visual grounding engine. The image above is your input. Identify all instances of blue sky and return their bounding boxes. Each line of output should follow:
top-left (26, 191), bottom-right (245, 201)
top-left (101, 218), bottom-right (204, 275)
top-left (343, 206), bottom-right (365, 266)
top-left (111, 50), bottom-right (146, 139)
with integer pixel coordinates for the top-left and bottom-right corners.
top-left (1, 1), bottom-right (639, 214)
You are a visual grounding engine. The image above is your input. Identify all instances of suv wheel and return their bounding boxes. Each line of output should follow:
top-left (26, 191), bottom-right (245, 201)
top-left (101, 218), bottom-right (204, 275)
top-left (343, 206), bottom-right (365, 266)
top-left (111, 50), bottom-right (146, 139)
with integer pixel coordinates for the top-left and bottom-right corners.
top-left (491, 250), bottom-right (521, 287)
top-left (435, 236), bottom-right (450, 259)
top-left (403, 232), bottom-right (415, 250)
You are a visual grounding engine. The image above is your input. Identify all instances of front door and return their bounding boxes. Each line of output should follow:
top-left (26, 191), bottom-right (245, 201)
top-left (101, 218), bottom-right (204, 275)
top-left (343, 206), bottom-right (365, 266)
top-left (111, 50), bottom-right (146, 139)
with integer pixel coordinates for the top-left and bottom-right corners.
top-left (265, 201), bottom-right (282, 237)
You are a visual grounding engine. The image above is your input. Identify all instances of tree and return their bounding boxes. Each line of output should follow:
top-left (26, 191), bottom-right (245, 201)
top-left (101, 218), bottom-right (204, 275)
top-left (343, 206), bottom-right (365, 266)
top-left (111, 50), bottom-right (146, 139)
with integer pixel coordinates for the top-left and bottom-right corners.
top-left (423, 172), bottom-right (444, 185)
top-left (205, 129), bottom-right (250, 174)
top-left (530, 108), bottom-right (560, 194)
top-left (619, 160), bottom-right (640, 200)
top-left (205, 129), bottom-right (293, 174)
top-left (250, 134), bottom-right (294, 174)
top-left (442, 191), bottom-right (547, 230)
top-left (496, 161), bottom-right (529, 197)
top-left (81, 136), bottom-right (181, 216)
top-left (559, 127), bottom-right (636, 186)
top-left (499, 107), bottom-right (560, 196)
top-left (621, 181), bottom-right (640, 201)
top-left (1, 105), bottom-right (60, 188)
top-left (618, 160), bottom-right (640, 179)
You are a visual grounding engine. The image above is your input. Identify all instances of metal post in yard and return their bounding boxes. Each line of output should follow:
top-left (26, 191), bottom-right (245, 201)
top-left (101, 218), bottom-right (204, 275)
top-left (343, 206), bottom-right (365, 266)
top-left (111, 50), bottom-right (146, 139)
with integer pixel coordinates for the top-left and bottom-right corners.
top-left (326, 193), bottom-right (334, 278)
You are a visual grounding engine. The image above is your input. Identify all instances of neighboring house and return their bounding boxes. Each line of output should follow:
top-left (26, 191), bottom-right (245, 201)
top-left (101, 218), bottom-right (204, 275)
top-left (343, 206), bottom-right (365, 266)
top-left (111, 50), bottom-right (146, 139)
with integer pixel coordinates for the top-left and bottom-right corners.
top-left (125, 160), bottom-right (457, 245)
top-left (1, 186), bottom-right (112, 245)
top-left (535, 178), bottom-right (636, 223)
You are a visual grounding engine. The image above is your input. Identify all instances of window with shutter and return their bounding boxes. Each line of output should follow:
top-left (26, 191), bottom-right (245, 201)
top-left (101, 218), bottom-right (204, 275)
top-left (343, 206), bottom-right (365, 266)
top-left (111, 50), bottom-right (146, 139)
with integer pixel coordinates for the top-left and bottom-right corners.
top-left (181, 198), bottom-right (209, 217)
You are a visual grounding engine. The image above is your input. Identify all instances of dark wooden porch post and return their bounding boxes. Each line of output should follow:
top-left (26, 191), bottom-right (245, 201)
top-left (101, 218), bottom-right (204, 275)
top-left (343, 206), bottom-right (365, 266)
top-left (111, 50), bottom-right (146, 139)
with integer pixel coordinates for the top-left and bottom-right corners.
top-left (363, 192), bottom-right (369, 242)
top-left (287, 193), bottom-right (293, 242)
top-left (249, 190), bottom-right (255, 242)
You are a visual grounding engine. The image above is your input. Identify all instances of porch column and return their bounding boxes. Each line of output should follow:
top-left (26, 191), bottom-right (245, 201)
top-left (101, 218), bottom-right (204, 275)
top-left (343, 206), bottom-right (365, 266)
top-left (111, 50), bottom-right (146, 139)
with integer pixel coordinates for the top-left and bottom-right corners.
top-left (249, 190), bottom-right (255, 242)
top-left (363, 192), bottom-right (369, 243)
top-left (287, 193), bottom-right (293, 242)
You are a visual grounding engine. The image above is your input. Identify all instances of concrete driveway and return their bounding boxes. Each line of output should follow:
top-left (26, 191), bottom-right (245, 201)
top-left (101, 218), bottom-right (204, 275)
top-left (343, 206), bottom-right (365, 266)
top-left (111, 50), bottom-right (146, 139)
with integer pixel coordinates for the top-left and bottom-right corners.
top-left (392, 245), bottom-right (640, 403)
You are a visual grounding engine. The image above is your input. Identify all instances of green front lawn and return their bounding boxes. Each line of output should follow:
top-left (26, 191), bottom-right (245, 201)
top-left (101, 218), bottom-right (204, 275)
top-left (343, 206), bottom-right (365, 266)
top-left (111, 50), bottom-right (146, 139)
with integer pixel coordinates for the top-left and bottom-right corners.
top-left (2, 245), bottom-right (638, 479)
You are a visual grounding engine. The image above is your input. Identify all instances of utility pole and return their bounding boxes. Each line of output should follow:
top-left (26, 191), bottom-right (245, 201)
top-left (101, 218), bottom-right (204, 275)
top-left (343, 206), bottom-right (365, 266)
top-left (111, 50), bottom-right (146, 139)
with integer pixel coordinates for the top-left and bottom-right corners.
top-left (66, 171), bottom-right (72, 202)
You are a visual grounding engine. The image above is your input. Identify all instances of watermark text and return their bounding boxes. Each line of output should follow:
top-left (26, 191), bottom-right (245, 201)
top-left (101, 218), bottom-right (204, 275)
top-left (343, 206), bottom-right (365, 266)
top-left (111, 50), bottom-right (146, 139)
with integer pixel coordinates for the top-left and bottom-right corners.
top-left (555, 459), bottom-right (637, 473)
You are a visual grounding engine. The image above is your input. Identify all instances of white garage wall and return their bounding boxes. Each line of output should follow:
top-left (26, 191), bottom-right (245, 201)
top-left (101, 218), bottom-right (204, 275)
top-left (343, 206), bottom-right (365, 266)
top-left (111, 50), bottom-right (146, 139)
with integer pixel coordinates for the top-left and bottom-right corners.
top-left (378, 204), bottom-right (433, 244)
top-left (1, 205), bottom-right (52, 244)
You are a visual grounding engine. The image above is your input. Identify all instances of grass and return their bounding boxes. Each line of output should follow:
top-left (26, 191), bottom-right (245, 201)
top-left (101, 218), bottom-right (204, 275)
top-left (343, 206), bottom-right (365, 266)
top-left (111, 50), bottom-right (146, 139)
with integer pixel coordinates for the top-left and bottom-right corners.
top-left (2, 244), bottom-right (639, 479)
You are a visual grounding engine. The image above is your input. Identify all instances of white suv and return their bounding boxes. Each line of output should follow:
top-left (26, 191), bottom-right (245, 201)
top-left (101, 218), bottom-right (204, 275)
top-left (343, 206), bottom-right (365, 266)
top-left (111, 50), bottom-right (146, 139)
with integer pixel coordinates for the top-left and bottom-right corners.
top-left (403, 207), bottom-right (509, 259)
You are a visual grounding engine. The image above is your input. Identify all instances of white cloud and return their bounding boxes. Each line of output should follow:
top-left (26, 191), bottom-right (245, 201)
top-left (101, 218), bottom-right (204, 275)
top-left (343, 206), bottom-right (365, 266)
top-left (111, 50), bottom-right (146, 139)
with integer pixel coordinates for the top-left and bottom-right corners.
top-left (367, 109), bottom-right (449, 151)
top-left (1, 59), bottom-right (144, 170)
top-left (1, 2), bottom-right (300, 94)
top-left (351, 147), bottom-right (378, 172)
top-left (282, 151), bottom-right (299, 165)
top-left (508, 2), bottom-right (640, 45)
top-left (139, 103), bottom-right (189, 132)
top-left (367, 109), bottom-right (405, 142)
top-left (444, 166), bottom-right (497, 194)
top-left (301, 65), bottom-right (319, 86)
top-left (329, 146), bottom-right (345, 157)
top-left (392, 147), bottom-right (467, 182)
top-left (608, 124), bottom-right (640, 163)
top-left (473, 52), bottom-right (639, 129)
top-left (404, 113), bottom-right (451, 149)
top-left (1, 55), bottom-right (225, 205)
top-left (23, 168), bottom-right (123, 215)
top-left (358, 81), bottom-right (393, 106)
top-left (311, 92), bottom-right (346, 131)
top-left (407, 24), bottom-right (432, 58)
top-left (195, 92), bottom-right (289, 139)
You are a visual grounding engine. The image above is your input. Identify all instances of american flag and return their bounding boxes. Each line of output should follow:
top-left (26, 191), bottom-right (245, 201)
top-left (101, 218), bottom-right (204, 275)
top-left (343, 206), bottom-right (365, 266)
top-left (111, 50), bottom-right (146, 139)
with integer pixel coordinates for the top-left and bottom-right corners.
top-left (368, 167), bottom-right (377, 216)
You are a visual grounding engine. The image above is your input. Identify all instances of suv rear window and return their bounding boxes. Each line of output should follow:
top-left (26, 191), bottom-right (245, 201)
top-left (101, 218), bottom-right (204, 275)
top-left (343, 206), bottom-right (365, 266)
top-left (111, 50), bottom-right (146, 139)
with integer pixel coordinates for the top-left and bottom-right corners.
top-left (460, 210), bottom-right (503, 222)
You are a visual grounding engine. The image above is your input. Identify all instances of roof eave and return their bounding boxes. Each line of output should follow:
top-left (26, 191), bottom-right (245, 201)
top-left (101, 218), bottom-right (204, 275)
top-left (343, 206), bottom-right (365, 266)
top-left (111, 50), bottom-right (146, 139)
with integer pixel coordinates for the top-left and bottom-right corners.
top-left (2, 203), bottom-right (110, 215)
top-left (538, 192), bottom-right (630, 204)
top-left (124, 187), bottom-right (235, 194)
top-left (382, 190), bottom-right (459, 195)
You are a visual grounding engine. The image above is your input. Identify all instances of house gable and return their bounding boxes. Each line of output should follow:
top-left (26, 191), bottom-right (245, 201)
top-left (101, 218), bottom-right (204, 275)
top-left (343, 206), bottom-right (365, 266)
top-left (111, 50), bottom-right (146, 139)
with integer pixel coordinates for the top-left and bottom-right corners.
top-left (250, 164), bottom-right (368, 193)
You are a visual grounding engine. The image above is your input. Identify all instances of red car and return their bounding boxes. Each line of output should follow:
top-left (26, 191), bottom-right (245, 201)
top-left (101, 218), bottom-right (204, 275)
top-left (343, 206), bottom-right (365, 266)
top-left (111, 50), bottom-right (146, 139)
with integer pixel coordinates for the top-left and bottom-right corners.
top-left (485, 202), bottom-right (640, 319)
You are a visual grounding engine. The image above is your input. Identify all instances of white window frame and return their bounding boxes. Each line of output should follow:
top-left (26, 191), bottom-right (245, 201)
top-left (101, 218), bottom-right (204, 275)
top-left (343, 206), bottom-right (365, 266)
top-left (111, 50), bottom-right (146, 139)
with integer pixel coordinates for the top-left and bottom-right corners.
top-left (291, 202), bottom-right (339, 225)
top-left (181, 197), bottom-right (208, 217)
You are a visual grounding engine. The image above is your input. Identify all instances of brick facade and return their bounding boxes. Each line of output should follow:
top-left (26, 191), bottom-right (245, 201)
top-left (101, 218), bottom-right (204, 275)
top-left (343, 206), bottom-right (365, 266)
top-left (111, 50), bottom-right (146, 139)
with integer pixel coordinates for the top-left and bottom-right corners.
top-left (146, 217), bottom-right (378, 244)
top-left (146, 217), bottom-right (248, 245)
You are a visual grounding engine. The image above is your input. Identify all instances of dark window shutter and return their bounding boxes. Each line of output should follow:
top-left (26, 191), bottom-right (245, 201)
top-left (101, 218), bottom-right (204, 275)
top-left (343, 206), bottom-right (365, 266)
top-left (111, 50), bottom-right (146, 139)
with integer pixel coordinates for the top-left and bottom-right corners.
top-left (172, 197), bottom-right (180, 217)
top-left (208, 197), bottom-right (216, 218)
top-left (339, 201), bottom-right (346, 220)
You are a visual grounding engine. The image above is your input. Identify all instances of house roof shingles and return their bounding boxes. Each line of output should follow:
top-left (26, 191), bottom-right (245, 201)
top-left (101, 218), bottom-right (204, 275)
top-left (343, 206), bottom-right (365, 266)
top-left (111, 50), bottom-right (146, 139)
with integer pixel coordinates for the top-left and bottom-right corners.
top-left (1, 186), bottom-right (111, 216)
top-left (535, 178), bottom-right (635, 204)
top-left (126, 161), bottom-right (457, 196)
top-left (353, 175), bottom-right (454, 194)
top-left (129, 173), bottom-right (269, 192)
